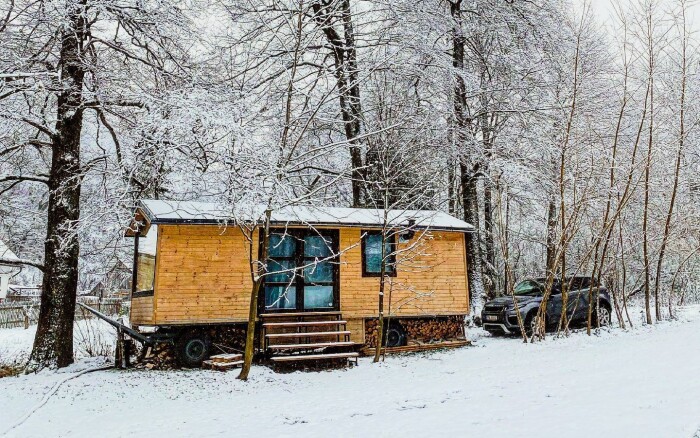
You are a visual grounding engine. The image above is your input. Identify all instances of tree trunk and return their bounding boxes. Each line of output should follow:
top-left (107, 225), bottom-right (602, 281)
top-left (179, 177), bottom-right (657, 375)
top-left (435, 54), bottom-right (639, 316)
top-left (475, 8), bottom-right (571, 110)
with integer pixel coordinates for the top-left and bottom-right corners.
top-left (461, 168), bottom-right (483, 305)
top-left (482, 178), bottom-right (495, 299)
top-left (312, 0), bottom-right (365, 207)
top-left (642, 7), bottom-right (655, 325)
top-left (450, 0), bottom-right (484, 306)
top-left (654, 2), bottom-right (687, 322)
top-left (545, 199), bottom-right (557, 275)
top-left (27, 2), bottom-right (87, 372)
top-left (238, 211), bottom-right (271, 381)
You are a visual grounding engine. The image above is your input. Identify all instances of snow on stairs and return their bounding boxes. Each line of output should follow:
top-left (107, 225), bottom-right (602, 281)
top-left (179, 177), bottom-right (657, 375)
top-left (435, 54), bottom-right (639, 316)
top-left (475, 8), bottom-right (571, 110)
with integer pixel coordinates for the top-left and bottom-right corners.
top-left (261, 312), bottom-right (359, 366)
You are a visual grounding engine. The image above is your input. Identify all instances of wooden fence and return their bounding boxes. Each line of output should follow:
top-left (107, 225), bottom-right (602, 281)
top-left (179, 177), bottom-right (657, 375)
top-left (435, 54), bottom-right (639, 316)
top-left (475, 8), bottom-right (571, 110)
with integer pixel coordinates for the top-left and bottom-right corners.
top-left (0, 300), bottom-right (123, 329)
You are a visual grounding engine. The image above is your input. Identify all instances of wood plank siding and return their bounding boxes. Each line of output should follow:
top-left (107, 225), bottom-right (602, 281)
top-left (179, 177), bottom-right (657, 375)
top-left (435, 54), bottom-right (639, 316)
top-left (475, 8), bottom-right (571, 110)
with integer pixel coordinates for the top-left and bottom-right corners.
top-left (130, 296), bottom-right (154, 325)
top-left (338, 228), bottom-right (469, 319)
top-left (153, 225), bottom-right (256, 324)
top-left (132, 224), bottom-right (469, 332)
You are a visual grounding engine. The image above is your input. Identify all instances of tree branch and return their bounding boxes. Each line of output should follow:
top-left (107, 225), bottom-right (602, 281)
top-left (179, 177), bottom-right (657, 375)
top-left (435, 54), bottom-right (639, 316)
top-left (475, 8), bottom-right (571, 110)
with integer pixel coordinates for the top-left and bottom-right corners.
top-left (0, 257), bottom-right (45, 272)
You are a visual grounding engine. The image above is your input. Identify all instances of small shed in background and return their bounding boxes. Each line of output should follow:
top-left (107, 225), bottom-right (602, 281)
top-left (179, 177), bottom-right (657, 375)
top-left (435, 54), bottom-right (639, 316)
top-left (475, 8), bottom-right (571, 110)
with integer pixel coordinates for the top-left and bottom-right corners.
top-left (0, 239), bottom-right (20, 301)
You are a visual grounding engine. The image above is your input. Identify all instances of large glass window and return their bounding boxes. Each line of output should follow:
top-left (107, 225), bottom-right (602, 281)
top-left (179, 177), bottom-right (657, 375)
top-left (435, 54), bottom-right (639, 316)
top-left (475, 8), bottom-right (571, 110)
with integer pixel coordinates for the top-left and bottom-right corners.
top-left (264, 233), bottom-right (298, 310)
top-left (303, 235), bottom-right (334, 308)
top-left (362, 231), bottom-right (395, 277)
top-left (263, 231), bottom-right (337, 311)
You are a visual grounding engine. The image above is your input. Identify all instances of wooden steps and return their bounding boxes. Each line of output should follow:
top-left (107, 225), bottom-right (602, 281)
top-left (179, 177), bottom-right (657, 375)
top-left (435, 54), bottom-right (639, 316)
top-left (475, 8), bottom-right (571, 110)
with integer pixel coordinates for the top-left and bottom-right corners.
top-left (268, 341), bottom-right (355, 350)
top-left (261, 312), bottom-right (357, 366)
top-left (265, 330), bottom-right (351, 339)
top-left (263, 320), bottom-right (348, 328)
top-left (270, 352), bottom-right (359, 363)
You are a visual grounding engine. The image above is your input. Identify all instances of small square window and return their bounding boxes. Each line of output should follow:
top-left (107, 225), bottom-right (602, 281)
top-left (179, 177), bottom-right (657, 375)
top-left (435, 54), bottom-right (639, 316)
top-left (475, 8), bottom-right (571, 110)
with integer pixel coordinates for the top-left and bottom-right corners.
top-left (362, 231), bottom-right (396, 277)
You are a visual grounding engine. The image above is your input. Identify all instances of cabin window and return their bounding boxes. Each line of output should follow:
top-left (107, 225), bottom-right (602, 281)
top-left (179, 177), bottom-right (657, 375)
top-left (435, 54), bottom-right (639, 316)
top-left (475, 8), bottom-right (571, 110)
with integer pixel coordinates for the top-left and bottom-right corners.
top-left (263, 230), bottom-right (338, 311)
top-left (135, 225), bottom-right (157, 293)
top-left (264, 234), bottom-right (297, 309)
top-left (303, 235), bottom-right (334, 308)
top-left (362, 231), bottom-right (396, 277)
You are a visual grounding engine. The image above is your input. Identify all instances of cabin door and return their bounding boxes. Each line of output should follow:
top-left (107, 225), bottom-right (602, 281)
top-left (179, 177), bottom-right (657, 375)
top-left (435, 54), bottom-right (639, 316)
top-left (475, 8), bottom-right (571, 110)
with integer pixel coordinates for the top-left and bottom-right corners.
top-left (261, 229), bottom-right (339, 313)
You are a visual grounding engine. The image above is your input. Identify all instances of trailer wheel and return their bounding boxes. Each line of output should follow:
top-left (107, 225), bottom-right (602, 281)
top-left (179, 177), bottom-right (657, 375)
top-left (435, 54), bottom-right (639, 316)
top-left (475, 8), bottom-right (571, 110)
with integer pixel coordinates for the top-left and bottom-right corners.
top-left (383, 322), bottom-right (407, 348)
top-left (175, 331), bottom-right (211, 367)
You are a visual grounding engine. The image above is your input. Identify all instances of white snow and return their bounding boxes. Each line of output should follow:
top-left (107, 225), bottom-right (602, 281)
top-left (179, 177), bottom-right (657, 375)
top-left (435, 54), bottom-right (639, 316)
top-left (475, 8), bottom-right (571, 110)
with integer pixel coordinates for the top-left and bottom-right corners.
top-left (0, 319), bottom-right (117, 368)
top-left (139, 199), bottom-right (475, 232)
top-left (1, 307), bottom-right (700, 438)
top-left (137, 224), bottom-right (157, 256)
top-left (0, 239), bottom-right (19, 262)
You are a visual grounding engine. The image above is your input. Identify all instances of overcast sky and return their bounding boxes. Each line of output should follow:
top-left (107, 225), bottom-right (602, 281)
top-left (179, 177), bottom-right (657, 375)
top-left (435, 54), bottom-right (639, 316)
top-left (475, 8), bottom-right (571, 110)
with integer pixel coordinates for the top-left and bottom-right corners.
top-left (587, 0), bottom-right (700, 32)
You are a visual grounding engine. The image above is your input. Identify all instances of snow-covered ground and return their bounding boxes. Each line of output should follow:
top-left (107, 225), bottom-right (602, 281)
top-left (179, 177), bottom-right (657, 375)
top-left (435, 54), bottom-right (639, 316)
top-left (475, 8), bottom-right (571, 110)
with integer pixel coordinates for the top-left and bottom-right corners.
top-left (1, 307), bottom-right (700, 438)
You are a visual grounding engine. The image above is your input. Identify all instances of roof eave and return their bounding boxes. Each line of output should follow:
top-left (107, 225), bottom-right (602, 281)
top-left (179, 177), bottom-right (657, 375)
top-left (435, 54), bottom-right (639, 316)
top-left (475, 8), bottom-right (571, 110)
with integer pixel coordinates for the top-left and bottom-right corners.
top-left (142, 216), bottom-right (474, 233)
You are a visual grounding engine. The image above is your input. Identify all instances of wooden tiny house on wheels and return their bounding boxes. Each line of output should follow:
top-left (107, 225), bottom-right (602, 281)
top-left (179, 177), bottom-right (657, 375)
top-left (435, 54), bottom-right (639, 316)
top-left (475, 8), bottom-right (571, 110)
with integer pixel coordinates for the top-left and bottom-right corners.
top-left (127, 200), bottom-right (473, 367)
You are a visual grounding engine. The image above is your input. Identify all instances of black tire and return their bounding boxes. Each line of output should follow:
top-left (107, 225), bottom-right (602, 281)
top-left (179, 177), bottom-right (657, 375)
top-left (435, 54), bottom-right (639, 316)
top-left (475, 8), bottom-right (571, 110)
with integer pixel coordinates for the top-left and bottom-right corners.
top-left (175, 330), bottom-right (211, 367)
top-left (383, 322), bottom-right (407, 347)
top-left (595, 304), bottom-right (612, 327)
top-left (524, 311), bottom-right (542, 336)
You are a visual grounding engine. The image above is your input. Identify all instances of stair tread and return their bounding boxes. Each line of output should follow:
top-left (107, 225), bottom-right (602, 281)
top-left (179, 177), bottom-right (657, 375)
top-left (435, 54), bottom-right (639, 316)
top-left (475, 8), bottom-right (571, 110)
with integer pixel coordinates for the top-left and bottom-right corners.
top-left (263, 320), bottom-right (347, 328)
top-left (260, 311), bottom-right (342, 318)
top-left (268, 341), bottom-right (355, 350)
top-left (265, 330), bottom-right (350, 338)
top-left (266, 330), bottom-right (351, 339)
top-left (270, 352), bottom-right (359, 362)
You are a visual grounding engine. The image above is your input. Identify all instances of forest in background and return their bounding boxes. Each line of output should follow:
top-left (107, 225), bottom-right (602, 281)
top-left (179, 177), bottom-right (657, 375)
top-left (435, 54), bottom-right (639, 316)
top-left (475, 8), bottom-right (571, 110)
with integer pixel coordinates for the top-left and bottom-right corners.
top-left (1, 0), bottom-right (699, 369)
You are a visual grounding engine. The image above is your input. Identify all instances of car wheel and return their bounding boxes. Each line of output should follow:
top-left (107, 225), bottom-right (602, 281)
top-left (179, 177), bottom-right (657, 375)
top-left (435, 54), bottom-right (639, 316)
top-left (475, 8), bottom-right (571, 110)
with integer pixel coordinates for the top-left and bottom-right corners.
top-left (525, 312), bottom-right (543, 336)
top-left (596, 306), bottom-right (612, 327)
top-left (176, 331), bottom-right (211, 367)
top-left (383, 322), bottom-right (407, 347)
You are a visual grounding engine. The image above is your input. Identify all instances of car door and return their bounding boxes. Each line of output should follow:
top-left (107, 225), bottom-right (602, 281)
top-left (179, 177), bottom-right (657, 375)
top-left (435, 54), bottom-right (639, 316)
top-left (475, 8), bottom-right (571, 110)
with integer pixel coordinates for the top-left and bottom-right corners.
top-left (563, 277), bottom-right (583, 322)
top-left (570, 277), bottom-right (593, 322)
top-left (546, 282), bottom-right (563, 325)
top-left (574, 277), bottom-right (593, 321)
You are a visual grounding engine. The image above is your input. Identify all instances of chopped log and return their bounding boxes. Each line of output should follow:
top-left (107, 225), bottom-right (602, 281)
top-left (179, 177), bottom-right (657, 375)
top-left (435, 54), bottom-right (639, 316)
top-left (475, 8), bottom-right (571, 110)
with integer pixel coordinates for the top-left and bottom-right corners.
top-left (203, 360), bottom-right (244, 371)
top-left (210, 353), bottom-right (243, 363)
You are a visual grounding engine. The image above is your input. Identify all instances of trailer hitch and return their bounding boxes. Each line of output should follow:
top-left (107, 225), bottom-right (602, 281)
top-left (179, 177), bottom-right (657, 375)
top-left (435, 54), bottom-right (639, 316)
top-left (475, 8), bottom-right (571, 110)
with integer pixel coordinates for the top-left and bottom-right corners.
top-left (77, 302), bottom-right (152, 345)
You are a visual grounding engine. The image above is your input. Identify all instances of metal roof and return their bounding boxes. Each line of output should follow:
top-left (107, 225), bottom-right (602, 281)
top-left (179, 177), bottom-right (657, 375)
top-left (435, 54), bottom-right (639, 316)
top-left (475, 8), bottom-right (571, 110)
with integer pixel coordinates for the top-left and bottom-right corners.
top-left (136, 199), bottom-right (475, 232)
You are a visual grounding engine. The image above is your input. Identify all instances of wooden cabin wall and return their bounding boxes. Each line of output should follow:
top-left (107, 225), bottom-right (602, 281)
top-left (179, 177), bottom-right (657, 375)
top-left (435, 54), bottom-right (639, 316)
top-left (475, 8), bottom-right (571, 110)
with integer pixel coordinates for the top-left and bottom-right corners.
top-left (153, 224), bottom-right (255, 324)
top-left (338, 229), bottom-right (469, 319)
top-left (139, 223), bottom-right (468, 342)
top-left (130, 296), bottom-right (154, 324)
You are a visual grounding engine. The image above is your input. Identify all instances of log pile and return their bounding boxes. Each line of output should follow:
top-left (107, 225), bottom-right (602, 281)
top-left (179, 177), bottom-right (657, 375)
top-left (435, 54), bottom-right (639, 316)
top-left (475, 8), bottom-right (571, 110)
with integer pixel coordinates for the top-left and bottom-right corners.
top-left (365, 316), bottom-right (466, 347)
top-left (210, 326), bottom-right (247, 351)
top-left (364, 319), bottom-right (380, 347)
top-left (403, 316), bottom-right (465, 341)
top-left (203, 353), bottom-right (243, 371)
top-left (134, 343), bottom-right (178, 370)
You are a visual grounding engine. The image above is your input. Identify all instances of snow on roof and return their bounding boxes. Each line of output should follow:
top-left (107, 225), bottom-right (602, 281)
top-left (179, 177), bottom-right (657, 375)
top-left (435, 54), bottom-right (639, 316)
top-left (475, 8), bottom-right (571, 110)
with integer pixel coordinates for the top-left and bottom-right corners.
top-left (0, 239), bottom-right (19, 262)
top-left (138, 200), bottom-right (474, 232)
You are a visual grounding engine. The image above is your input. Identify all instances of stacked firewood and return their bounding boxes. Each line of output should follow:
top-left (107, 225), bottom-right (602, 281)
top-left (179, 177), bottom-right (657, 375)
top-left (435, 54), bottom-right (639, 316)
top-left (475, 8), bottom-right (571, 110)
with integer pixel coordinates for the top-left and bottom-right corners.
top-left (365, 316), bottom-right (466, 347)
top-left (402, 316), bottom-right (464, 341)
top-left (210, 326), bottom-right (247, 350)
top-left (365, 319), bottom-right (381, 347)
top-left (135, 343), bottom-right (177, 370)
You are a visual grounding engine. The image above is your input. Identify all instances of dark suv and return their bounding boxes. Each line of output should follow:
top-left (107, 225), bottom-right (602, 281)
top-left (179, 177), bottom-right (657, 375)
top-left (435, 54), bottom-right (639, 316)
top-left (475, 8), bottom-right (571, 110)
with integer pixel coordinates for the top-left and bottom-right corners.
top-left (481, 276), bottom-right (612, 335)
